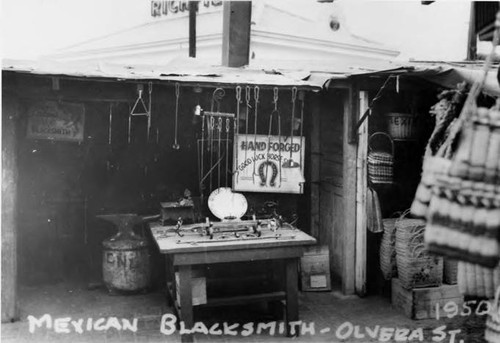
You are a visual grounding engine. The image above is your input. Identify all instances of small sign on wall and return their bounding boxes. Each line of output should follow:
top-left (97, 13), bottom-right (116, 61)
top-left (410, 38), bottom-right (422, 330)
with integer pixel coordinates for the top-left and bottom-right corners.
top-left (233, 134), bottom-right (305, 194)
top-left (26, 101), bottom-right (85, 142)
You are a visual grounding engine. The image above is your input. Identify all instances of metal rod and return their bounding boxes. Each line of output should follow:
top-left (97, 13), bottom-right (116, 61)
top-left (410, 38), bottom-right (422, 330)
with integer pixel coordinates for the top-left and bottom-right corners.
top-left (244, 86), bottom-right (251, 162)
top-left (289, 87), bottom-right (297, 160)
top-left (201, 111), bottom-right (235, 118)
top-left (147, 82), bottom-right (152, 142)
top-left (253, 86), bottom-right (260, 183)
top-left (108, 103), bottom-right (113, 145)
top-left (218, 117), bottom-right (222, 188)
top-left (234, 86), bottom-right (242, 184)
top-left (172, 83), bottom-right (180, 149)
top-left (200, 154), bottom-right (225, 184)
top-left (200, 118), bottom-right (205, 197)
top-left (225, 118), bottom-right (230, 187)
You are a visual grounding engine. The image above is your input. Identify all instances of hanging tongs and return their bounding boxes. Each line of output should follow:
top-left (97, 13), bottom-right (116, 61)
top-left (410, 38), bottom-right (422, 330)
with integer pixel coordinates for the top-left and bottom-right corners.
top-left (282, 87), bottom-right (300, 168)
top-left (128, 82), bottom-right (152, 143)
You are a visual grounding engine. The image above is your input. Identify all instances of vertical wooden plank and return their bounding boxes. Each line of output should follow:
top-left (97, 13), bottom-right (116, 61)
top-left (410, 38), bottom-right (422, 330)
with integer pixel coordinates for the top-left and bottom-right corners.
top-left (309, 94), bottom-right (321, 239)
top-left (2, 95), bottom-right (19, 322)
top-left (341, 87), bottom-right (356, 295)
top-left (222, 1), bottom-right (252, 67)
top-left (355, 90), bottom-right (369, 296)
top-left (285, 258), bottom-right (299, 337)
top-left (178, 265), bottom-right (194, 343)
top-left (466, 2), bottom-right (476, 60)
top-left (188, 1), bottom-right (197, 58)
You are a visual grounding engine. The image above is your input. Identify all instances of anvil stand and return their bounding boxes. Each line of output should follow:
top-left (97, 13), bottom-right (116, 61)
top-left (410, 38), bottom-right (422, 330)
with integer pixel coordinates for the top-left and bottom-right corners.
top-left (97, 214), bottom-right (152, 294)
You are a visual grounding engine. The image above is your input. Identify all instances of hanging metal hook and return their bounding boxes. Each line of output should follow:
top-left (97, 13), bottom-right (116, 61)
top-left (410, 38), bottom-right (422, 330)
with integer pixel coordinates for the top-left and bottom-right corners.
top-left (172, 83), bottom-right (181, 150)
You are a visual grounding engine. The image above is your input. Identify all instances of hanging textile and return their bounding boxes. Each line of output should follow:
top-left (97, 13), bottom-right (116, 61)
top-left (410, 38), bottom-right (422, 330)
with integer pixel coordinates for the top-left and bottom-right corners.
top-left (424, 26), bottom-right (500, 268)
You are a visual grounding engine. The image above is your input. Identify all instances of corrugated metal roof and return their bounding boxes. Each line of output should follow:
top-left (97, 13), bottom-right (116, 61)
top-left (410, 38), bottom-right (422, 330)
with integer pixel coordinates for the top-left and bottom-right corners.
top-left (4, 58), bottom-right (499, 96)
top-left (2, 58), bottom-right (321, 90)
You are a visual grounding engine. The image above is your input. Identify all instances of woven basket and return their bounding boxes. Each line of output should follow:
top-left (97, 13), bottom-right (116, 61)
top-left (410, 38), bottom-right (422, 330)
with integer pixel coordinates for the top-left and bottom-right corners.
top-left (386, 113), bottom-right (417, 140)
top-left (395, 211), bottom-right (443, 289)
top-left (486, 286), bottom-right (500, 343)
top-left (457, 261), bottom-right (500, 298)
top-left (368, 132), bottom-right (394, 184)
top-left (443, 258), bottom-right (458, 285)
top-left (380, 216), bottom-right (399, 280)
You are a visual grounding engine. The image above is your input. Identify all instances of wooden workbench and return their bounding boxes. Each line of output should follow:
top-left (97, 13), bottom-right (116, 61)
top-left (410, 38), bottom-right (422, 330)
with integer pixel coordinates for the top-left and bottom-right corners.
top-left (149, 222), bottom-right (316, 342)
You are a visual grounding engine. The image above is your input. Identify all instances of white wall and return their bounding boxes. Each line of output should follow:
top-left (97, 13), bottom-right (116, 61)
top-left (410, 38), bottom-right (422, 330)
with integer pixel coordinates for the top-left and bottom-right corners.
top-left (2, 0), bottom-right (472, 62)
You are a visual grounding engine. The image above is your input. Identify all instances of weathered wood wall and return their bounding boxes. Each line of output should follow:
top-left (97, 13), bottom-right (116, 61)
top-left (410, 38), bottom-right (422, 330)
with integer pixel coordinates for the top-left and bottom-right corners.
top-left (2, 92), bottom-right (20, 322)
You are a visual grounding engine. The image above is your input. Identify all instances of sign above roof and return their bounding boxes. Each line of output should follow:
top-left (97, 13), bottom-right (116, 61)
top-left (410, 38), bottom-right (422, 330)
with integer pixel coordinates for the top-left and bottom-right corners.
top-left (150, 0), bottom-right (222, 18)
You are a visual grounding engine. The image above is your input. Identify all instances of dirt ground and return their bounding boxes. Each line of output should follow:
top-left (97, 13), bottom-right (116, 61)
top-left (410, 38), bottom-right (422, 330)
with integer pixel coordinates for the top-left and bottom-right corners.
top-left (1, 282), bottom-right (488, 343)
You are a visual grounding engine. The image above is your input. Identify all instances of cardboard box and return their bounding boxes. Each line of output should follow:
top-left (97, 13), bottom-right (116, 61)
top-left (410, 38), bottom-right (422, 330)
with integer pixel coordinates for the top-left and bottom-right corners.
top-left (175, 271), bottom-right (207, 306)
top-left (391, 278), bottom-right (463, 320)
top-left (300, 245), bottom-right (331, 291)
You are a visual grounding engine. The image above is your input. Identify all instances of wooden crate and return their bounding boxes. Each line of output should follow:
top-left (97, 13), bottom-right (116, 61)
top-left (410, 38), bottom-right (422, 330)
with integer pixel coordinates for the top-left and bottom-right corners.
top-left (300, 245), bottom-right (331, 291)
top-left (391, 278), bottom-right (463, 320)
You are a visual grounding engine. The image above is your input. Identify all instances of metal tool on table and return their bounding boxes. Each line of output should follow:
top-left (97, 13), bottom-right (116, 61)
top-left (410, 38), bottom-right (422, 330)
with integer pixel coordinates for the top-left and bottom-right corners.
top-left (128, 82), bottom-right (152, 143)
top-left (165, 216), bottom-right (283, 238)
top-left (172, 83), bottom-right (181, 150)
top-left (158, 188), bottom-right (285, 244)
top-left (282, 87), bottom-right (300, 169)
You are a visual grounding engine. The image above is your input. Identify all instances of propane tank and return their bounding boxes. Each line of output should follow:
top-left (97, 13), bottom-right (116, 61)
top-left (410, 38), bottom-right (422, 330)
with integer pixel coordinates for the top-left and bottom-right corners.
top-left (98, 214), bottom-right (151, 294)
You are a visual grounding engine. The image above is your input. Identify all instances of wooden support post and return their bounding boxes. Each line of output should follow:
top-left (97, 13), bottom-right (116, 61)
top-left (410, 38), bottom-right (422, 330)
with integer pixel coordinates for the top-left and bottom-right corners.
top-left (178, 265), bottom-right (194, 343)
top-left (355, 91), bottom-right (369, 297)
top-left (2, 95), bottom-right (19, 322)
top-left (466, 2), bottom-right (477, 61)
top-left (285, 258), bottom-right (299, 337)
top-left (309, 93), bottom-right (321, 239)
top-left (341, 87), bottom-right (356, 295)
top-left (222, 1), bottom-right (252, 67)
top-left (188, 1), bottom-right (198, 58)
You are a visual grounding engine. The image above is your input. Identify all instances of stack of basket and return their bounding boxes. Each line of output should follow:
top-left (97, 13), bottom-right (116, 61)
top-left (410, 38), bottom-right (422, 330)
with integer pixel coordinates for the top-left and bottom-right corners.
top-left (380, 216), bottom-right (399, 280)
top-left (395, 212), bottom-right (443, 289)
top-left (368, 132), bottom-right (394, 184)
top-left (443, 258), bottom-right (458, 284)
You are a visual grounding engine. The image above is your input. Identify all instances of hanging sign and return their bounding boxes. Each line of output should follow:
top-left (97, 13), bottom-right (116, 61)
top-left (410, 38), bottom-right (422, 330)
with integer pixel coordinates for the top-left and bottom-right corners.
top-left (26, 101), bottom-right (85, 142)
top-left (233, 134), bottom-right (305, 194)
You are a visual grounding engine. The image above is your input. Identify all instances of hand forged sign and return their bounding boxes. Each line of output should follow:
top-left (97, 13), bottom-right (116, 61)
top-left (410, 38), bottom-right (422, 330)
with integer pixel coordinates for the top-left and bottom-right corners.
top-left (27, 101), bottom-right (85, 142)
top-left (233, 134), bottom-right (305, 194)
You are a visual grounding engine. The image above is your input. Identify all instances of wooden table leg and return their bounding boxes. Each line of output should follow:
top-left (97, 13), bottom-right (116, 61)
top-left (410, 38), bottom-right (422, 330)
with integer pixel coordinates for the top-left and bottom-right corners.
top-left (178, 265), bottom-right (194, 343)
top-left (165, 255), bottom-right (174, 307)
top-left (285, 258), bottom-right (299, 337)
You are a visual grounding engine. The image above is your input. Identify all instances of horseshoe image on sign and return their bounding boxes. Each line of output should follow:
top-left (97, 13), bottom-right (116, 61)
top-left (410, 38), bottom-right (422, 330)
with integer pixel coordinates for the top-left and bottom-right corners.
top-left (258, 161), bottom-right (278, 187)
